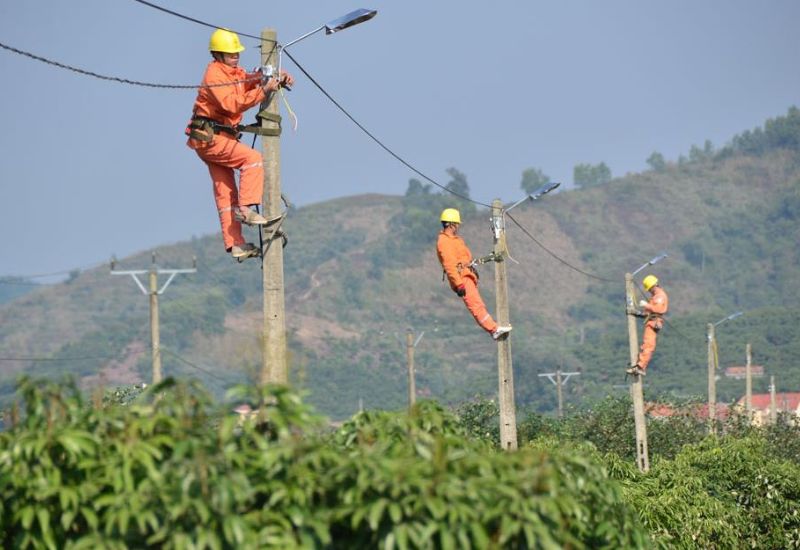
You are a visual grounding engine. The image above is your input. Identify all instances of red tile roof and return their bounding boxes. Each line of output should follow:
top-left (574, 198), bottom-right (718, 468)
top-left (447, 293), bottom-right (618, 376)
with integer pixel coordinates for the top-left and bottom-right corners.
top-left (737, 393), bottom-right (800, 411)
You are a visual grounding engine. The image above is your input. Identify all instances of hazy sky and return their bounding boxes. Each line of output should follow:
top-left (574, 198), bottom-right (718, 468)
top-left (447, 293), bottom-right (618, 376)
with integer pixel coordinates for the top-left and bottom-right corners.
top-left (1, 1), bottom-right (798, 279)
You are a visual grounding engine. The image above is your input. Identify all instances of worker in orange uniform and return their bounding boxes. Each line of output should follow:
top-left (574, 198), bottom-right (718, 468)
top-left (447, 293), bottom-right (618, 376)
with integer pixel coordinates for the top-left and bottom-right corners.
top-left (186, 29), bottom-right (294, 260)
top-left (437, 208), bottom-right (512, 340)
top-left (627, 274), bottom-right (669, 376)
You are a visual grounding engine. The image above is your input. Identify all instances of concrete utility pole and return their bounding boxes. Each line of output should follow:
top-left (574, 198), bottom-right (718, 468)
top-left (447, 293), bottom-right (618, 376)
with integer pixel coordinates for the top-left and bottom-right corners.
top-left (110, 252), bottom-right (196, 384)
top-left (769, 375), bottom-right (777, 424)
top-left (259, 28), bottom-right (288, 386)
top-left (404, 330), bottom-right (424, 409)
top-left (625, 272), bottom-right (650, 473)
top-left (707, 322), bottom-right (718, 435)
top-left (745, 343), bottom-right (752, 422)
top-left (538, 369), bottom-right (580, 418)
top-left (707, 311), bottom-right (742, 434)
top-left (492, 198), bottom-right (517, 451)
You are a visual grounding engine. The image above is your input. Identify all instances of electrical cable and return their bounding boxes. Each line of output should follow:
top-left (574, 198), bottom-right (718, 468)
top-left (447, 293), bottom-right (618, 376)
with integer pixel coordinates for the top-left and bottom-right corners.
top-left (160, 347), bottom-right (229, 383)
top-left (282, 50), bottom-right (491, 209)
top-left (505, 212), bottom-right (617, 283)
top-left (130, 0), bottom-right (277, 45)
top-left (0, 349), bottom-right (145, 363)
top-left (0, 40), bottom-right (261, 90)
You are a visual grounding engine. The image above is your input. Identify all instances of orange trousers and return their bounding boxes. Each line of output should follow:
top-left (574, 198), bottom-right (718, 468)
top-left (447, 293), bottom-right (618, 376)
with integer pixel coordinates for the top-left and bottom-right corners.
top-left (193, 133), bottom-right (264, 250)
top-left (461, 277), bottom-right (498, 334)
top-left (637, 320), bottom-right (659, 370)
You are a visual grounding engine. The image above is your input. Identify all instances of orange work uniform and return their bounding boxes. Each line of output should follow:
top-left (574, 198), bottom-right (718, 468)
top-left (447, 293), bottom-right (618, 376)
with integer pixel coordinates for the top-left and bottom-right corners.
top-left (186, 61), bottom-right (266, 251)
top-left (437, 231), bottom-right (498, 334)
top-left (637, 286), bottom-right (668, 371)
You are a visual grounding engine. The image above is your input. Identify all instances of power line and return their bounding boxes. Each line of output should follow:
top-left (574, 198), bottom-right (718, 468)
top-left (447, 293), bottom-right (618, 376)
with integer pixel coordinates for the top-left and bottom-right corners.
top-left (160, 347), bottom-right (228, 383)
top-left (130, 0), bottom-right (277, 45)
top-left (283, 50), bottom-right (491, 209)
top-left (0, 40), bottom-right (262, 90)
top-left (505, 212), bottom-right (616, 283)
top-left (0, 349), bottom-right (144, 363)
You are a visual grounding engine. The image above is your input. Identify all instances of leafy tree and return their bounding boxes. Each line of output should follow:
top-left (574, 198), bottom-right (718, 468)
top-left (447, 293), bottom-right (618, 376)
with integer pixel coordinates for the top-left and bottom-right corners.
top-left (519, 167), bottom-right (551, 194)
top-left (646, 151), bottom-right (666, 172)
top-left (573, 162), bottom-right (612, 188)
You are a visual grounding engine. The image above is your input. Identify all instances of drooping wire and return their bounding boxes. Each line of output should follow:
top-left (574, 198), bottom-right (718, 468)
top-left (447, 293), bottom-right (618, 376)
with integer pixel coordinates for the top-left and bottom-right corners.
top-left (130, 0), bottom-right (277, 45)
top-left (0, 349), bottom-right (145, 363)
top-left (160, 347), bottom-right (229, 383)
top-left (505, 211), bottom-right (617, 283)
top-left (0, 41), bottom-right (261, 90)
top-left (282, 50), bottom-right (491, 209)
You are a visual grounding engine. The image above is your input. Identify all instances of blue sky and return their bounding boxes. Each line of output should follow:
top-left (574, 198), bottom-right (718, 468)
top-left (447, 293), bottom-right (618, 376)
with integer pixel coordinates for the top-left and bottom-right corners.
top-left (1, 0), bottom-right (798, 279)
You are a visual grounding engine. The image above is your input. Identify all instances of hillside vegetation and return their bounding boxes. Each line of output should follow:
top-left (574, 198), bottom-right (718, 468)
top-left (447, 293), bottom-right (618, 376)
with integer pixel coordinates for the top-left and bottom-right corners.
top-left (0, 108), bottom-right (799, 419)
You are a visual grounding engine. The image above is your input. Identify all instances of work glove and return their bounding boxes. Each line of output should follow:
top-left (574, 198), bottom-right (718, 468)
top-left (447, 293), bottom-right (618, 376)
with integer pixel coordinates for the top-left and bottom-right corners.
top-left (455, 285), bottom-right (467, 297)
top-left (638, 299), bottom-right (648, 308)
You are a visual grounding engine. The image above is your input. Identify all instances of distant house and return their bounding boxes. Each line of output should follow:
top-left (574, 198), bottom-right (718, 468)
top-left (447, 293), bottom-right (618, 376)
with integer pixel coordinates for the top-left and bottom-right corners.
top-left (735, 392), bottom-right (800, 426)
top-left (646, 402), bottom-right (730, 422)
top-left (724, 365), bottom-right (764, 379)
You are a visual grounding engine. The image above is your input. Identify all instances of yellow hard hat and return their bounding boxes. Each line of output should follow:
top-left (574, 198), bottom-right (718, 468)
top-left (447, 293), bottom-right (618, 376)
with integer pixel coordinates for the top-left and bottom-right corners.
top-left (209, 29), bottom-right (245, 53)
top-left (643, 274), bottom-right (659, 291)
top-left (440, 208), bottom-right (461, 224)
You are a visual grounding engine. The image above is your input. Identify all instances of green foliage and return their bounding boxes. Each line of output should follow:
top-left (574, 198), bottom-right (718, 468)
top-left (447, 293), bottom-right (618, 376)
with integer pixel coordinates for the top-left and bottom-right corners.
top-left (520, 167), bottom-right (550, 194)
top-left (621, 436), bottom-right (800, 549)
top-left (726, 105), bottom-right (800, 156)
top-left (573, 162), bottom-right (612, 188)
top-left (0, 378), bottom-right (648, 549)
top-left (646, 152), bottom-right (666, 172)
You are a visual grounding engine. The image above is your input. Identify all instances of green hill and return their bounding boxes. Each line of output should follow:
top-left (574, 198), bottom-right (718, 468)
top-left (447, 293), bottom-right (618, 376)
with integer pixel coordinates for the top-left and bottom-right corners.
top-left (1, 108), bottom-right (798, 419)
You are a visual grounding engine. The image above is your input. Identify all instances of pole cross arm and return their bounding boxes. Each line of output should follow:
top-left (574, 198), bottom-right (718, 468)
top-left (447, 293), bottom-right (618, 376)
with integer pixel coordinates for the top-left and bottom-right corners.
top-left (538, 372), bottom-right (580, 385)
top-left (111, 270), bottom-right (149, 294)
top-left (158, 268), bottom-right (197, 295)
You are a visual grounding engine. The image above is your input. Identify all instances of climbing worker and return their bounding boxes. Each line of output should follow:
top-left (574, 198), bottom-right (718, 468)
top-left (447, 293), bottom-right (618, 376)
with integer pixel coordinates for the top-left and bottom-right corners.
top-left (436, 208), bottom-right (512, 340)
top-left (186, 28), bottom-right (294, 261)
top-left (627, 274), bottom-right (669, 376)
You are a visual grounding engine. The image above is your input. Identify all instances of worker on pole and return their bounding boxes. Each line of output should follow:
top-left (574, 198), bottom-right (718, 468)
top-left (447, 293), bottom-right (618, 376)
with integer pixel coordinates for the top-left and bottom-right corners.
top-left (627, 274), bottom-right (669, 376)
top-left (186, 29), bottom-right (294, 261)
top-left (436, 208), bottom-right (512, 340)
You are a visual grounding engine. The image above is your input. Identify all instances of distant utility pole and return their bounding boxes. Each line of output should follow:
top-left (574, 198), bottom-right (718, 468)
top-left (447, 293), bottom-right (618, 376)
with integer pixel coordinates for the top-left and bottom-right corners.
top-left (707, 322), bottom-right (718, 435)
top-left (707, 311), bottom-right (741, 434)
top-left (259, 28), bottom-right (288, 386)
top-left (769, 375), bottom-right (777, 424)
top-left (492, 198), bottom-right (517, 451)
top-left (404, 329), bottom-right (424, 409)
top-left (625, 272), bottom-right (649, 473)
top-left (538, 368), bottom-right (579, 418)
top-left (745, 343), bottom-right (753, 422)
top-left (110, 252), bottom-right (196, 384)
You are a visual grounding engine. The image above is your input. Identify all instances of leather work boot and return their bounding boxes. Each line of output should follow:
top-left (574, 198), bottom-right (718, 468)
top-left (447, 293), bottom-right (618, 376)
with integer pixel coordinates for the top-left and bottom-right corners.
top-left (234, 208), bottom-right (270, 226)
top-left (230, 243), bottom-right (260, 261)
top-left (492, 325), bottom-right (513, 340)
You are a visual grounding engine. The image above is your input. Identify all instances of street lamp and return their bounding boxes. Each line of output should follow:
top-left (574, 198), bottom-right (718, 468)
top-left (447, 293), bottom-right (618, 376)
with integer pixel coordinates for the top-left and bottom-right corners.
top-left (276, 8), bottom-right (378, 75)
top-left (624, 252), bottom-right (666, 474)
top-left (707, 310), bottom-right (743, 434)
top-left (505, 182), bottom-right (561, 212)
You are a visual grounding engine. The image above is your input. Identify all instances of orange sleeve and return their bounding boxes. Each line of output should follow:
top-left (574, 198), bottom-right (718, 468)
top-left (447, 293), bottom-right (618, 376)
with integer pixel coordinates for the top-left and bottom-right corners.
top-left (205, 65), bottom-right (265, 117)
top-left (437, 235), bottom-right (464, 289)
top-left (645, 289), bottom-right (668, 315)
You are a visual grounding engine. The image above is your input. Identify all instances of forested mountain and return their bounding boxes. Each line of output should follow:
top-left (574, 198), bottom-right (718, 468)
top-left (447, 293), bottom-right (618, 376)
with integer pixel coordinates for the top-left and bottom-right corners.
top-left (1, 108), bottom-right (798, 419)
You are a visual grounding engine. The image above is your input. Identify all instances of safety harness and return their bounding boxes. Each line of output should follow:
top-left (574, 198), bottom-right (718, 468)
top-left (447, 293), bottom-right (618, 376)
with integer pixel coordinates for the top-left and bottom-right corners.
top-left (187, 109), bottom-right (283, 142)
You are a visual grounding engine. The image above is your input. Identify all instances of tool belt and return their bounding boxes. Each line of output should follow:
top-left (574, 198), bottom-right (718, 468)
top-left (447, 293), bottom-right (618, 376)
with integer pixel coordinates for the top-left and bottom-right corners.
top-left (646, 314), bottom-right (664, 332)
top-left (442, 262), bottom-right (479, 285)
top-left (187, 111), bottom-right (283, 142)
